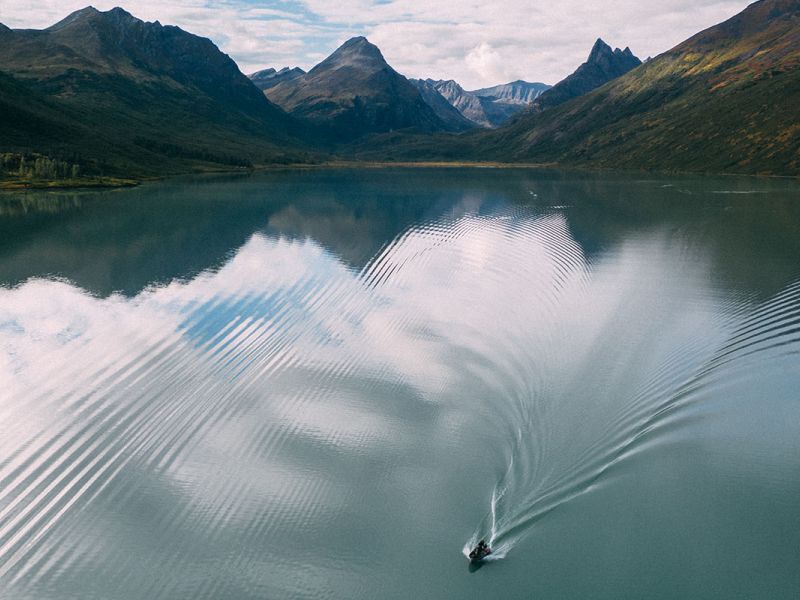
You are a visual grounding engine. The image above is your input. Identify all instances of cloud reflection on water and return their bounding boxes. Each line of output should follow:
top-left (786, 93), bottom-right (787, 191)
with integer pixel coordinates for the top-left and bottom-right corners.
top-left (1, 171), bottom-right (800, 599)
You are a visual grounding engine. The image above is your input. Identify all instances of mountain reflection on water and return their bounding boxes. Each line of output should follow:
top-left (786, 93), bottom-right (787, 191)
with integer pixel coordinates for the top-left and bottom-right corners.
top-left (0, 169), bottom-right (799, 600)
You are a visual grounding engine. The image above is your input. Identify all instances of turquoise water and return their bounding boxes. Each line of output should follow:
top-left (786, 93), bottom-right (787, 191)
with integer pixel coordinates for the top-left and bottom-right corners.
top-left (0, 169), bottom-right (799, 599)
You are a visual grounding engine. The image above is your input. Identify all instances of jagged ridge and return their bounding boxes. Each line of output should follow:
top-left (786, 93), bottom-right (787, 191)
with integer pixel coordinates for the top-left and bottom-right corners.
top-left (533, 38), bottom-right (642, 110)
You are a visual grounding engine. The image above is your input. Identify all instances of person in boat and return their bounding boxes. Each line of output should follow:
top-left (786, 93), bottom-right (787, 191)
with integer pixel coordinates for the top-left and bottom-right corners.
top-left (470, 539), bottom-right (491, 560)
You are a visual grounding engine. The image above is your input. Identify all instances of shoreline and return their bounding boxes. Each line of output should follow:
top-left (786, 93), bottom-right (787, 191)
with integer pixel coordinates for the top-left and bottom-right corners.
top-left (2, 161), bottom-right (797, 192)
top-left (0, 177), bottom-right (140, 191)
top-left (254, 160), bottom-right (557, 170)
top-left (251, 161), bottom-right (800, 180)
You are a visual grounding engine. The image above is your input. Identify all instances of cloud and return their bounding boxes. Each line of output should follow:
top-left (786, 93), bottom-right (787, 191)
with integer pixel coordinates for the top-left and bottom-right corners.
top-left (0, 0), bottom-right (753, 88)
top-left (465, 42), bottom-right (510, 86)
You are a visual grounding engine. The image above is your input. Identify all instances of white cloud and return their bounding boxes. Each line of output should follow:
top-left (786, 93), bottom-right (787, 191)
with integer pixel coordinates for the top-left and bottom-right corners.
top-left (465, 42), bottom-right (510, 86)
top-left (0, 0), bottom-right (754, 87)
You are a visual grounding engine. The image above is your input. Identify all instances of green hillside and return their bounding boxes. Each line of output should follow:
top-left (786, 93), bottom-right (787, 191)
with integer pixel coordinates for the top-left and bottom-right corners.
top-left (0, 7), bottom-right (317, 181)
top-left (488, 0), bottom-right (800, 175)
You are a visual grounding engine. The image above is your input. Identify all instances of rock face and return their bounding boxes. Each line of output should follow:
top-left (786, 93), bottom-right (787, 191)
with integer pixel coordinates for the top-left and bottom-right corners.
top-left (0, 6), bottom-right (308, 174)
top-left (419, 79), bottom-right (550, 128)
top-left (249, 67), bottom-right (306, 90)
top-left (533, 39), bottom-right (641, 110)
top-left (472, 80), bottom-right (550, 104)
top-left (426, 79), bottom-right (492, 127)
top-left (471, 80), bottom-right (551, 124)
top-left (409, 79), bottom-right (477, 131)
top-left (265, 37), bottom-right (455, 141)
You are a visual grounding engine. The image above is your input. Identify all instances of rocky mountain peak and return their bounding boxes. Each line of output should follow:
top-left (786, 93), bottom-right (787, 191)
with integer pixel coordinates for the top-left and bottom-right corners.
top-left (430, 79), bottom-right (466, 97)
top-left (585, 38), bottom-right (641, 71)
top-left (340, 36), bottom-right (370, 49)
top-left (265, 36), bottom-right (456, 140)
top-left (532, 38), bottom-right (641, 111)
top-left (586, 38), bottom-right (642, 72)
top-left (47, 6), bottom-right (100, 30)
top-left (47, 6), bottom-right (138, 32)
top-left (312, 36), bottom-right (389, 73)
top-left (588, 38), bottom-right (613, 61)
top-left (105, 6), bottom-right (138, 24)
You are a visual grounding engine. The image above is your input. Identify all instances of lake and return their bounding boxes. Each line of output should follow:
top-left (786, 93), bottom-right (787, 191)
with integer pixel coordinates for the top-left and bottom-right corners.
top-left (1, 169), bottom-right (799, 599)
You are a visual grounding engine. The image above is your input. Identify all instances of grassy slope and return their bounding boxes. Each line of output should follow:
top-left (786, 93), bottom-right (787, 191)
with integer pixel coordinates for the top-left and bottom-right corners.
top-left (489, 0), bottom-right (800, 175)
top-left (0, 71), bottom-right (107, 153)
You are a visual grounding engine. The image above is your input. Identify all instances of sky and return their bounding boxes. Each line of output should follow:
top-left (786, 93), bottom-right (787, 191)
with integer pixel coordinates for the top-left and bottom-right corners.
top-left (0, 0), bottom-right (754, 89)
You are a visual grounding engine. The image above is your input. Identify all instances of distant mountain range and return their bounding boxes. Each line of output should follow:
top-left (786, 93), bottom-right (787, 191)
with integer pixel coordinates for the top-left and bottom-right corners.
top-left (406, 40), bottom-right (636, 130)
top-left (262, 37), bottom-right (457, 141)
top-left (409, 79), bottom-right (551, 128)
top-left (474, 80), bottom-right (551, 104)
top-left (352, 0), bottom-right (800, 176)
top-left (1, 0), bottom-right (798, 180)
top-left (408, 79), bottom-right (477, 132)
top-left (253, 54), bottom-right (550, 132)
top-left (464, 80), bottom-right (552, 126)
top-left (249, 67), bottom-right (306, 90)
top-left (414, 79), bottom-right (486, 126)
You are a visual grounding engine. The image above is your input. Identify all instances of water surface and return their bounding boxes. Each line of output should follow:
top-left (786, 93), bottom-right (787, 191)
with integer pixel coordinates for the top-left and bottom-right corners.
top-left (1, 169), bottom-right (799, 599)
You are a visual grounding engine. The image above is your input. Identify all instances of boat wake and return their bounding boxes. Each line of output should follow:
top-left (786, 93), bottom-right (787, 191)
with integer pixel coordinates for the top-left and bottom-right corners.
top-left (460, 218), bottom-right (800, 559)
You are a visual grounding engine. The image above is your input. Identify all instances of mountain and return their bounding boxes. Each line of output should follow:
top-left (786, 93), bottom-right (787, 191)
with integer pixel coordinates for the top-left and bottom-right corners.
top-left (3, 1), bottom-right (797, 178)
top-left (425, 79), bottom-right (492, 126)
top-left (472, 80), bottom-right (550, 104)
top-left (471, 80), bottom-right (552, 124)
top-left (0, 7), bottom-right (312, 177)
top-left (421, 79), bottom-right (550, 128)
top-left (249, 67), bottom-right (305, 90)
top-left (409, 79), bottom-right (477, 131)
top-left (350, 0), bottom-right (799, 176)
top-left (488, 0), bottom-right (800, 174)
top-left (533, 39), bottom-right (642, 111)
top-left (265, 37), bottom-right (456, 141)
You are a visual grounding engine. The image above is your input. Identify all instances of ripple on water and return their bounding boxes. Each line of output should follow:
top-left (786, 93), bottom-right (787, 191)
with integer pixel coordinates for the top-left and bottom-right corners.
top-left (1, 190), bottom-right (799, 598)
